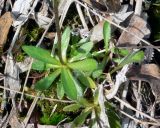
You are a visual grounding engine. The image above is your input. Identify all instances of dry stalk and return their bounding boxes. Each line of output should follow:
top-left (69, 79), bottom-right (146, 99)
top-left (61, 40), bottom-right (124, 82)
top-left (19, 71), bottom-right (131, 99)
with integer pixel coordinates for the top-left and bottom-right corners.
top-left (23, 93), bottom-right (39, 127)
top-left (85, 3), bottom-right (95, 26)
top-left (119, 109), bottom-right (160, 126)
top-left (0, 85), bottom-right (73, 103)
top-left (75, 3), bottom-right (88, 30)
top-left (136, 80), bottom-right (142, 118)
top-left (135, 0), bottom-right (143, 15)
top-left (114, 96), bottom-right (160, 124)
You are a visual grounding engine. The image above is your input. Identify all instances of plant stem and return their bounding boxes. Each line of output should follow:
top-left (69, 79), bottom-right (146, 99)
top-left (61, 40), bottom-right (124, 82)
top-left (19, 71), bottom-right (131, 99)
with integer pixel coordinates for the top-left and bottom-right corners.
top-left (53, 0), bottom-right (63, 64)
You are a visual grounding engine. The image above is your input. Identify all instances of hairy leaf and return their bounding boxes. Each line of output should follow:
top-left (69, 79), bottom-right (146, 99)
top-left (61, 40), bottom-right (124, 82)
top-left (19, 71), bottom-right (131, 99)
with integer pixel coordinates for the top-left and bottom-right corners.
top-left (63, 104), bottom-right (81, 112)
top-left (57, 81), bottom-right (64, 99)
top-left (72, 108), bottom-right (92, 127)
top-left (22, 46), bottom-right (60, 65)
top-left (32, 60), bottom-right (57, 71)
top-left (78, 73), bottom-right (96, 88)
top-left (70, 41), bottom-right (93, 62)
top-left (61, 68), bottom-right (82, 100)
top-left (68, 59), bottom-right (98, 72)
top-left (119, 50), bottom-right (144, 66)
top-left (61, 27), bottom-right (71, 62)
top-left (35, 69), bottom-right (61, 90)
top-left (111, 50), bottom-right (144, 74)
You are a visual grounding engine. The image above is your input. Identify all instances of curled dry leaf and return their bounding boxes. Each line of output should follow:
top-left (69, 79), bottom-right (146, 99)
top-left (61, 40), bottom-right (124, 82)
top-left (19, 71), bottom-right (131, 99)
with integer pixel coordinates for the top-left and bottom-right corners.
top-left (126, 64), bottom-right (160, 100)
top-left (0, 12), bottom-right (13, 51)
top-left (90, 20), bottom-right (105, 43)
top-left (12, 0), bottom-right (36, 27)
top-left (35, 0), bottom-right (52, 29)
top-left (126, 64), bottom-right (160, 80)
top-left (117, 15), bottom-right (150, 47)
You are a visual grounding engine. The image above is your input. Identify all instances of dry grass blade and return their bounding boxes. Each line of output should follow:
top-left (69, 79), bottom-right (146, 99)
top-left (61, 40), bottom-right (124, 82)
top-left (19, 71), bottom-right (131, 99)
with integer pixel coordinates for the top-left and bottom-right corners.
top-left (23, 93), bottom-right (39, 127)
top-left (114, 96), bottom-right (160, 124)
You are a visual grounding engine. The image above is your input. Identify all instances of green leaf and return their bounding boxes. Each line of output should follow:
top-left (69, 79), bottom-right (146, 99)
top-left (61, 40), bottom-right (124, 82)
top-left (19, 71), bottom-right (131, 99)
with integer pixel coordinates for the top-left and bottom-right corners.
top-left (68, 59), bottom-right (98, 72)
top-left (119, 50), bottom-right (144, 66)
top-left (103, 21), bottom-right (111, 52)
top-left (70, 41), bottom-right (93, 62)
top-left (78, 38), bottom-right (89, 44)
top-left (92, 69), bottom-right (103, 78)
top-left (57, 81), bottom-right (64, 99)
top-left (61, 68), bottom-right (82, 100)
top-left (81, 77), bottom-right (96, 89)
top-left (86, 77), bottom-right (96, 89)
top-left (72, 107), bottom-right (92, 127)
top-left (116, 48), bottom-right (129, 56)
top-left (63, 104), bottom-right (81, 112)
top-left (78, 72), bottom-right (96, 88)
top-left (32, 60), bottom-right (57, 71)
top-left (35, 69), bottom-right (61, 90)
top-left (111, 50), bottom-right (144, 74)
top-left (112, 58), bottom-right (122, 64)
top-left (78, 97), bottom-right (93, 107)
top-left (93, 88), bottom-right (99, 105)
top-left (105, 102), bottom-right (121, 128)
top-left (71, 34), bottom-right (80, 45)
top-left (92, 56), bottom-right (108, 78)
top-left (61, 27), bottom-right (71, 62)
top-left (22, 46), bottom-right (60, 65)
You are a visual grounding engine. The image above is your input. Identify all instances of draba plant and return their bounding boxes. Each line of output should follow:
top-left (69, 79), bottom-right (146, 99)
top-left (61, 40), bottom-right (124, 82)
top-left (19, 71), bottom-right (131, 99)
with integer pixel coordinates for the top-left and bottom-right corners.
top-left (22, 21), bottom-right (144, 127)
top-left (22, 27), bottom-right (98, 101)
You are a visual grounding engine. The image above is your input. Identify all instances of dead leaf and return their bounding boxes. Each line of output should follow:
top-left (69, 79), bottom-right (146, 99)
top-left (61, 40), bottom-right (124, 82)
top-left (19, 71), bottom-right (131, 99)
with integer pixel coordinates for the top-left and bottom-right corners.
top-left (117, 15), bottom-right (150, 47)
top-left (12, 0), bottom-right (35, 27)
top-left (0, 12), bottom-right (13, 51)
top-left (104, 0), bottom-right (121, 13)
top-left (126, 64), bottom-right (160, 100)
top-left (4, 54), bottom-right (21, 108)
top-left (90, 21), bottom-right (105, 43)
top-left (44, 32), bottom-right (56, 40)
top-left (82, 0), bottom-right (121, 13)
top-left (82, 0), bottom-right (108, 12)
top-left (126, 64), bottom-right (160, 80)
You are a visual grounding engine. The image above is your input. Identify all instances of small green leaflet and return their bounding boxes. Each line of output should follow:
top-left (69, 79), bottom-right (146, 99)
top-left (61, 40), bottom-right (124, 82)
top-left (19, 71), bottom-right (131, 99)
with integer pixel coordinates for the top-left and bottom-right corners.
top-left (63, 104), bottom-right (81, 112)
top-left (61, 27), bottom-right (71, 62)
top-left (111, 50), bottom-right (144, 74)
top-left (72, 107), bottom-right (92, 127)
top-left (57, 81), bottom-right (64, 99)
top-left (61, 68), bottom-right (82, 100)
top-left (78, 73), bottom-right (96, 88)
top-left (103, 21), bottom-right (111, 52)
top-left (70, 41), bottom-right (93, 62)
top-left (119, 50), bottom-right (144, 66)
